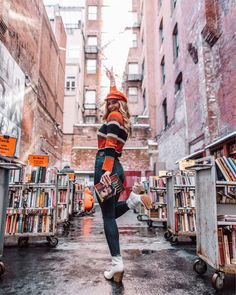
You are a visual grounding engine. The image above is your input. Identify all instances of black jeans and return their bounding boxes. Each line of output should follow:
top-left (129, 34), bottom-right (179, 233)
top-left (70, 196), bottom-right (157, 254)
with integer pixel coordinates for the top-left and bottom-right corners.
top-left (94, 152), bottom-right (129, 256)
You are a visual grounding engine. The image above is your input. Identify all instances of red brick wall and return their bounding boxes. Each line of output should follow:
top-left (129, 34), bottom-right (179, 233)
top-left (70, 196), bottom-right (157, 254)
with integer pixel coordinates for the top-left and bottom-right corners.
top-left (1, 0), bottom-right (66, 167)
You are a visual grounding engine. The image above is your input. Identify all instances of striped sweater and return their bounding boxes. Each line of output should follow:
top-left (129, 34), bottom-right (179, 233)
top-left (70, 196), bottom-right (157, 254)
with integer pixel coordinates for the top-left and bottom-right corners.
top-left (97, 111), bottom-right (128, 172)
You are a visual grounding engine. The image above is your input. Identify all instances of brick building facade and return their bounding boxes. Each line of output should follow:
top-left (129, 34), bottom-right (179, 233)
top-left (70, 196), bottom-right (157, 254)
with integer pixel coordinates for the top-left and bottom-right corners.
top-left (0, 0), bottom-right (66, 167)
top-left (133, 0), bottom-right (236, 171)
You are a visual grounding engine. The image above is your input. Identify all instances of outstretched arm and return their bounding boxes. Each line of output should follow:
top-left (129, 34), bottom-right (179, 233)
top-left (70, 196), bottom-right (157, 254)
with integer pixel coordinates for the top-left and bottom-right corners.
top-left (106, 67), bottom-right (116, 87)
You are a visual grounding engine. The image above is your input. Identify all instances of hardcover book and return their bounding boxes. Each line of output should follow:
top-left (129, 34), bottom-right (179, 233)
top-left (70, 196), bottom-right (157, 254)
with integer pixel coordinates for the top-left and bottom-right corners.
top-left (94, 174), bottom-right (124, 203)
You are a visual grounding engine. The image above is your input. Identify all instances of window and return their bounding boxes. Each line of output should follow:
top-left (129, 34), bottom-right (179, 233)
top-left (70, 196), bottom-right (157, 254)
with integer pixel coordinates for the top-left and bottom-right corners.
top-left (143, 89), bottom-right (146, 110)
top-left (128, 63), bottom-right (139, 75)
top-left (161, 57), bottom-right (165, 84)
top-left (173, 24), bottom-right (179, 59)
top-left (162, 98), bottom-right (168, 128)
top-left (65, 76), bottom-right (76, 91)
top-left (159, 0), bottom-right (163, 8)
top-left (159, 18), bottom-right (164, 44)
top-left (86, 59), bottom-right (97, 74)
top-left (128, 87), bottom-right (138, 103)
top-left (84, 90), bottom-right (96, 109)
top-left (175, 72), bottom-right (182, 93)
top-left (132, 33), bottom-right (137, 47)
top-left (87, 36), bottom-right (97, 46)
top-left (142, 59), bottom-right (145, 79)
top-left (84, 116), bottom-right (96, 124)
top-left (88, 6), bottom-right (97, 20)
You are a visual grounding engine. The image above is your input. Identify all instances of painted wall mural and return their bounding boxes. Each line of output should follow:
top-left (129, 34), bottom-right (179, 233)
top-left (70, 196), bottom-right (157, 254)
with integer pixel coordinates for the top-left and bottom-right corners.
top-left (0, 42), bottom-right (25, 157)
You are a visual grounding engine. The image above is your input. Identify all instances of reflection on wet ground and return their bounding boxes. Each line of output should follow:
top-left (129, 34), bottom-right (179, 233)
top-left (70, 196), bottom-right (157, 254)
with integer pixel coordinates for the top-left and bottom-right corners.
top-left (0, 206), bottom-right (235, 295)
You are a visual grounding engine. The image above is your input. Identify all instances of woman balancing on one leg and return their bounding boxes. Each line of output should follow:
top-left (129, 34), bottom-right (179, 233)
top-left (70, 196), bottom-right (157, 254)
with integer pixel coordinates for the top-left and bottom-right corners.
top-left (94, 68), bottom-right (152, 283)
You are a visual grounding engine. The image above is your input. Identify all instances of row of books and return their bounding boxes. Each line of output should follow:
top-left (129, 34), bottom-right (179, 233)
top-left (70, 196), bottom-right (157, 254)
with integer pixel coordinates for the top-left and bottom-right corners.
top-left (58, 190), bottom-right (68, 204)
top-left (5, 213), bottom-right (53, 235)
top-left (215, 156), bottom-right (236, 181)
top-left (175, 190), bottom-right (195, 208)
top-left (216, 188), bottom-right (236, 204)
top-left (8, 188), bottom-right (55, 209)
top-left (73, 190), bottom-right (84, 213)
top-left (57, 205), bottom-right (68, 221)
top-left (218, 226), bottom-right (236, 266)
top-left (174, 171), bottom-right (195, 186)
top-left (9, 166), bottom-right (57, 184)
top-left (218, 215), bottom-right (236, 222)
top-left (175, 209), bottom-right (196, 232)
top-left (58, 175), bottom-right (69, 187)
top-left (149, 176), bottom-right (166, 188)
top-left (149, 204), bottom-right (167, 220)
top-left (150, 191), bottom-right (166, 204)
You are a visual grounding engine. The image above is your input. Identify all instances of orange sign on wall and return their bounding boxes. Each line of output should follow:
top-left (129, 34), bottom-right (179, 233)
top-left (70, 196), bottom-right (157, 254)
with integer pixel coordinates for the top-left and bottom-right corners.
top-left (67, 173), bottom-right (75, 181)
top-left (28, 155), bottom-right (49, 167)
top-left (0, 136), bottom-right (17, 157)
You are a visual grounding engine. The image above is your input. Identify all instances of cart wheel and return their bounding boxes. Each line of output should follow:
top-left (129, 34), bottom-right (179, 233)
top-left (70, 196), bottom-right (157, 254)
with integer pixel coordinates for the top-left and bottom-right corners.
top-left (170, 236), bottom-right (178, 245)
top-left (0, 261), bottom-right (5, 276)
top-left (147, 221), bottom-right (153, 228)
top-left (46, 236), bottom-right (58, 248)
top-left (190, 236), bottom-right (196, 243)
top-left (18, 237), bottom-right (29, 248)
top-left (137, 215), bottom-right (142, 221)
top-left (212, 272), bottom-right (225, 290)
top-left (193, 258), bottom-right (207, 275)
top-left (164, 231), bottom-right (171, 240)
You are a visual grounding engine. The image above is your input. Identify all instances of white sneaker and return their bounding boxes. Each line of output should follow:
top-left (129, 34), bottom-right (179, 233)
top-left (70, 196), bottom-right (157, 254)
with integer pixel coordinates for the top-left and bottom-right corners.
top-left (104, 255), bottom-right (124, 283)
top-left (126, 192), bottom-right (152, 210)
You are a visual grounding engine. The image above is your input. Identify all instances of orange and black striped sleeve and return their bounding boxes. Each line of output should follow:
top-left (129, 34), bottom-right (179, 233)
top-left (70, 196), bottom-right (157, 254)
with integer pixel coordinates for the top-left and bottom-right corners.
top-left (102, 111), bottom-right (124, 173)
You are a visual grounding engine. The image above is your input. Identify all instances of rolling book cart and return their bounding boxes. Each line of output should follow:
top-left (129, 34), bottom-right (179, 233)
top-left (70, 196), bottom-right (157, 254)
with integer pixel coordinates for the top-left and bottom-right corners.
top-left (5, 165), bottom-right (59, 248)
top-left (57, 173), bottom-right (71, 227)
top-left (0, 157), bottom-right (22, 276)
top-left (164, 170), bottom-right (196, 244)
top-left (145, 176), bottom-right (167, 228)
top-left (192, 156), bottom-right (236, 290)
top-left (73, 178), bottom-right (85, 215)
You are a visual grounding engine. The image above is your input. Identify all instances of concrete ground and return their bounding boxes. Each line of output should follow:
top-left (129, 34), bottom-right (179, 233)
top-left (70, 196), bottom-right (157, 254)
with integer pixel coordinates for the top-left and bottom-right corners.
top-left (0, 205), bottom-right (235, 295)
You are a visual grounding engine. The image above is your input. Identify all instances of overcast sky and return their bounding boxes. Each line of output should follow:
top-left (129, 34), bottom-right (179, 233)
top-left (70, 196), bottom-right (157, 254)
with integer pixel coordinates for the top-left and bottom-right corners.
top-left (43, 0), bottom-right (132, 87)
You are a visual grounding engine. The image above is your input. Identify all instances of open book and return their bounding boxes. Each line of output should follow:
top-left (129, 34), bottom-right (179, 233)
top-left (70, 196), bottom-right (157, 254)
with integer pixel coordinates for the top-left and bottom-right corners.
top-left (94, 174), bottom-right (124, 203)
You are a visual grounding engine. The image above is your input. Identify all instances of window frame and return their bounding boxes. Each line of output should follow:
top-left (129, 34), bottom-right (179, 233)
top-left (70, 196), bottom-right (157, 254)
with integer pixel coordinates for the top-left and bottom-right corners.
top-left (173, 23), bottom-right (179, 60)
top-left (88, 5), bottom-right (97, 21)
top-left (161, 56), bottom-right (165, 84)
top-left (86, 59), bottom-right (97, 74)
top-left (128, 86), bottom-right (138, 103)
top-left (162, 98), bottom-right (168, 129)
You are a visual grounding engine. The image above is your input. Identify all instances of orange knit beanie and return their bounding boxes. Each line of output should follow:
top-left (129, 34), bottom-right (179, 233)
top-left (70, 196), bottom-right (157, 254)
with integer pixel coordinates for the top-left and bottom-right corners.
top-left (106, 86), bottom-right (128, 103)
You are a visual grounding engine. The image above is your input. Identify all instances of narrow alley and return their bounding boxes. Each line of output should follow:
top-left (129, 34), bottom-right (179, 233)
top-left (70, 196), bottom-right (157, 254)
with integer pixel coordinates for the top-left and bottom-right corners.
top-left (1, 207), bottom-right (235, 295)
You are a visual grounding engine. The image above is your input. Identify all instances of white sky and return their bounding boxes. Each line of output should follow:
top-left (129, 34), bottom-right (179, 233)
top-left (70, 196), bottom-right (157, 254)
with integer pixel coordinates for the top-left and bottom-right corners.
top-left (43, 0), bottom-right (132, 88)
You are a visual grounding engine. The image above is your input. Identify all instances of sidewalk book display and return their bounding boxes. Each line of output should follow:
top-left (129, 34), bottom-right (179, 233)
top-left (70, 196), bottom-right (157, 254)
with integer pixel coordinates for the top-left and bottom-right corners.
top-left (57, 173), bottom-right (71, 227)
top-left (73, 178), bottom-right (85, 215)
top-left (164, 170), bottom-right (196, 244)
top-left (0, 152), bottom-right (21, 276)
top-left (143, 176), bottom-right (167, 228)
top-left (5, 155), bottom-right (59, 248)
top-left (192, 156), bottom-right (236, 290)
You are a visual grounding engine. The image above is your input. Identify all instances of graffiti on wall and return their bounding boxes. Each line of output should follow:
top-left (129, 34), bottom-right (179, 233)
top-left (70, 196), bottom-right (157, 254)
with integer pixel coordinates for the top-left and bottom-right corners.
top-left (0, 42), bottom-right (25, 157)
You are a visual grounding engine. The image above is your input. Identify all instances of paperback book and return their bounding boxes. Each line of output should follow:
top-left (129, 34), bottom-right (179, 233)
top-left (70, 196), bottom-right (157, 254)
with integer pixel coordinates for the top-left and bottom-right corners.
top-left (94, 174), bottom-right (124, 203)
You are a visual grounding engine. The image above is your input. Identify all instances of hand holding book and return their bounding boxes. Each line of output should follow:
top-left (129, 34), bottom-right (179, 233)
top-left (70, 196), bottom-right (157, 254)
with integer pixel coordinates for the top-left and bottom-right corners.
top-left (94, 174), bottom-right (124, 203)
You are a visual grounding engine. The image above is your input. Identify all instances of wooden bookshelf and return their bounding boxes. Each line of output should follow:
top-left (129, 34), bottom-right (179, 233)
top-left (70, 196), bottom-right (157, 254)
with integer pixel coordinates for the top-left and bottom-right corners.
top-left (192, 156), bottom-right (236, 290)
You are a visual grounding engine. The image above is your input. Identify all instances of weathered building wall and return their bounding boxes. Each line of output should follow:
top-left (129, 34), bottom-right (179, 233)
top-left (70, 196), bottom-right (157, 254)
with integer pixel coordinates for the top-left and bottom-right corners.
top-left (0, 0), bottom-right (66, 167)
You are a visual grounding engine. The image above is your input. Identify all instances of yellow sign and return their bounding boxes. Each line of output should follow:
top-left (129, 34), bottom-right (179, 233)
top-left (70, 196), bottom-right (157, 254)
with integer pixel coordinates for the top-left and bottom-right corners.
top-left (67, 173), bottom-right (75, 181)
top-left (28, 155), bottom-right (49, 167)
top-left (179, 160), bottom-right (195, 171)
top-left (0, 135), bottom-right (17, 157)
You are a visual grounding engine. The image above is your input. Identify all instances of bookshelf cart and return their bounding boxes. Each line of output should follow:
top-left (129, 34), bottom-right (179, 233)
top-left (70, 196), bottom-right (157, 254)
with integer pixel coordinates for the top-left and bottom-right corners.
top-left (57, 173), bottom-right (71, 227)
top-left (0, 159), bottom-right (22, 276)
top-left (146, 176), bottom-right (167, 228)
top-left (192, 156), bottom-right (236, 290)
top-left (5, 166), bottom-right (59, 248)
top-left (73, 178), bottom-right (85, 215)
top-left (164, 171), bottom-right (196, 244)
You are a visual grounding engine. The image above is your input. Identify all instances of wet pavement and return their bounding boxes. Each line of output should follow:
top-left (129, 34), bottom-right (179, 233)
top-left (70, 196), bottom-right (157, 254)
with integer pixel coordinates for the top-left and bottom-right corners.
top-left (0, 205), bottom-right (235, 295)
